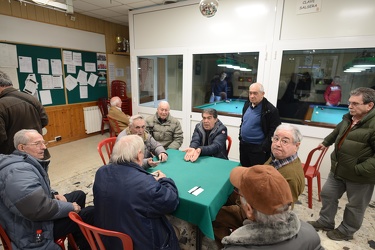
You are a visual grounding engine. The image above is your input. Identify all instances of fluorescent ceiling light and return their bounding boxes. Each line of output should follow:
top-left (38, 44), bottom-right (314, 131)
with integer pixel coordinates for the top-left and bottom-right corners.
top-left (19, 0), bottom-right (73, 14)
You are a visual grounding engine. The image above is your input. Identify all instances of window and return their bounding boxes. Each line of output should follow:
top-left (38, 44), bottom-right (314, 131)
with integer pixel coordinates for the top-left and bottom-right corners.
top-left (138, 55), bottom-right (183, 110)
top-left (277, 48), bottom-right (375, 128)
top-left (192, 52), bottom-right (259, 117)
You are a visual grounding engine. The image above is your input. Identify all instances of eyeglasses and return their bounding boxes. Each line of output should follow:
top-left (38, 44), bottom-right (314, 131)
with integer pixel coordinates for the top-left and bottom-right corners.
top-left (271, 136), bottom-right (292, 146)
top-left (25, 141), bottom-right (48, 147)
top-left (348, 102), bottom-right (366, 107)
top-left (134, 125), bottom-right (146, 129)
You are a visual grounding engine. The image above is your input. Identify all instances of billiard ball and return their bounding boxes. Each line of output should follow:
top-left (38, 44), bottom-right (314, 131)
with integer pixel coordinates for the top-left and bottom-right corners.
top-left (235, 106), bottom-right (238, 109)
top-left (316, 111), bottom-right (319, 114)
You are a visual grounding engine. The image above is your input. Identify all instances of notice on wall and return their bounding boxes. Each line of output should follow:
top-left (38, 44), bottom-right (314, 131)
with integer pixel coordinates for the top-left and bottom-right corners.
top-left (296, 0), bottom-right (321, 15)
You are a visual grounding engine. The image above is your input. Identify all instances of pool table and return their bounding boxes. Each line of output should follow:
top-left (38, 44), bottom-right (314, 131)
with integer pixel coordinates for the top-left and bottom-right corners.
top-left (193, 99), bottom-right (247, 117)
top-left (304, 105), bottom-right (349, 128)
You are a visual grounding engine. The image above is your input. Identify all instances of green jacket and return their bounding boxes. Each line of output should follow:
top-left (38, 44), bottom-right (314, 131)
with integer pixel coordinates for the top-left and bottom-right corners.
top-left (323, 108), bottom-right (375, 183)
top-left (146, 113), bottom-right (183, 150)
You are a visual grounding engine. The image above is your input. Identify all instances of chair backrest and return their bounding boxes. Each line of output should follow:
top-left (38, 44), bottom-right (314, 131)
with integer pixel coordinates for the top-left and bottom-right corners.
top-left (226, 135), bottom-right (232, 155)
top-left (303, 146), bottom-right (329, 176)
top-left (107, 115), bottom-right (121, 136)
top-left (0, 224), bottom-right (12, 250)
top-left (111, 80), bottom-right (127, 99)
top-left (98, 98), bottom-right (109, 117)
top-left (97, 137), bottom-right (117, 165)
top-left (68, 212), bottom-right (133, 250)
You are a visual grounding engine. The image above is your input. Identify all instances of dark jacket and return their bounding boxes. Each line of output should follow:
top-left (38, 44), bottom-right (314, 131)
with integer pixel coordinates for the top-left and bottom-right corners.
top-left (0, 87), bottom-right (48, 154)
top-left (322, 109), bottom-right (375, 183)
top-left (93, 162), bottom-right (180, 250)
top-left (189, 119), bottom-right (228, 160)
top-left (0, 151), bottom-right (73, 250)
top-left (239, 97), bottom-right (280, 157)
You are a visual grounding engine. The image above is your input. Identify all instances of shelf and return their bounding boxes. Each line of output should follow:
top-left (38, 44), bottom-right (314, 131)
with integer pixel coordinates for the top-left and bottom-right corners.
top-left (113, 52), bottom-right (130, 56)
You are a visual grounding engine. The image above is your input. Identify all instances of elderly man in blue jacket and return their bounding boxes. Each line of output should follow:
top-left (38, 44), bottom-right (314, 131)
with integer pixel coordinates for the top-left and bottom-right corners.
top-left (0, 129), bottom-right (93, 249)
top-left (94, 134), bottom-right (180, 250)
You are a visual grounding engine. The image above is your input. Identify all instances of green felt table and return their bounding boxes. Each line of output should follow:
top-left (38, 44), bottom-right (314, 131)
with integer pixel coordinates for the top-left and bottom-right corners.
top-left (148, 149), bottom-right (240, 240)
top-left (193, 99), bottom-right (246, 117)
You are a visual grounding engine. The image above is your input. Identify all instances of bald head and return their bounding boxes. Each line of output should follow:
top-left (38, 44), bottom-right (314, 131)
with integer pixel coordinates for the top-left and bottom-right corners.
top-left (249, 82), bottom-right (265, 106)
top-left (110, 96), bottom-right (122, 108)
top-left (157, 101), bottom-right (170, 120)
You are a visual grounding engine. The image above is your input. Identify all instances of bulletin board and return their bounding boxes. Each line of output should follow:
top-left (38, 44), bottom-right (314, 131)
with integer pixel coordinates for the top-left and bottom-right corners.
top-left (16, 43), bottom-right (66, 106)
top-left (0, 42), bottom-right (109, 106)
top-left (63, 49), bottom-right (108, 104)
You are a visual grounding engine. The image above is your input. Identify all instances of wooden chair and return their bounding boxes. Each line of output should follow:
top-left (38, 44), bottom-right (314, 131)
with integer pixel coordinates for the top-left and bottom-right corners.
top-left (98, 98), bottom-right (111, 135)
top-left (97, 137), bottom-right (117, 165)
top-left (226, 135), bottom-right (232, 155)
top-left (68, 212), bottom-right (133, 250)
top-left (302, 146), bottom-right (329, 209)
top-left (0, 223), bottom-right (77, 250)
top-left (107, 115), bottom-right (121, 137)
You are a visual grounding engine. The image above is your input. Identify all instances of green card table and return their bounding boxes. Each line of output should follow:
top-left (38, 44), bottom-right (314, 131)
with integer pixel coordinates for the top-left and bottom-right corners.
top-left (148, 149), bottom-right (240, 249)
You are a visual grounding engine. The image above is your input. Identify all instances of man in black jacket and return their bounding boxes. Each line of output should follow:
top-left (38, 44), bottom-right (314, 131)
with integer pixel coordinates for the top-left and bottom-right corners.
top-left (0, 70), bottom-right (49, 156)
top-left (239, 82), bottom-right (281, 167)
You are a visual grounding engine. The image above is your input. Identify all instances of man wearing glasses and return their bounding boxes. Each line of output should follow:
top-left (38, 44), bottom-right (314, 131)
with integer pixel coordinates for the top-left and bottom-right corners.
top-left (239, 82), bottom-right (281, 167)
top-left (117, 114), bottom-right (168, 169)
top-left (308, 87), bottom-right (375, 241)
top-left (213, 124), bottom-right (305, 247)
top-left (0, 129), bottom-right (94, 249)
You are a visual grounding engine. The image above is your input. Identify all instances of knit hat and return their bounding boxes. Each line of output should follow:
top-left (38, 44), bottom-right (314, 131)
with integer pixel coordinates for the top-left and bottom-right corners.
top-left (229, 165), bottom-right (292, 215)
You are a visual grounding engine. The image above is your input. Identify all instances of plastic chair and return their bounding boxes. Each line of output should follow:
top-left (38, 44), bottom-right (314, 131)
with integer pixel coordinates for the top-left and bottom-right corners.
top-left (107, 115), bottom-right (121, 137)
top-left (302, 146), bottom-right (329, 209)
top-left (0, 223), bottom-right (77, 250)
top-left (226, 135), bottom-right (232, 155)
top-left (68, 212), bottom-right (133, 250)
top-left (98, 98), bottom-right (111, 135)
top-left (97, 137), bottom-right (117, 165)
top-left (111, 80), bottom-right (127, 99)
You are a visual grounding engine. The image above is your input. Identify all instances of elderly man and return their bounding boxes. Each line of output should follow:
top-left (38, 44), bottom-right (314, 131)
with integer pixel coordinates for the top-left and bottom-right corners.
top-left (146, 101), bottom-right (183, 149)
top-left (0, 129), bottom-right (93, 249)
top-left (239, 82), bottom-right (281, 167)
top-left (94, 135), bottom-right (180, 249)
top-left (117, 114), bottom-right (168, 169)
top-left (213, 124), bottom-right (305, 246)
top-left (221, 165), bottom-right (323, 249)
top-left (184, 108), bottom-right (228, 162)
top-left (108, 96), bottom-right (130, 131)
top-left (308, 87), bottom-right (375, 241)
top-left (0, 70), bottom-right (49, 156)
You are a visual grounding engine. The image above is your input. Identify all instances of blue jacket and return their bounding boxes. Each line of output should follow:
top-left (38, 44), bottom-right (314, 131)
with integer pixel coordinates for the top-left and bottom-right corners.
top-left (93, 162), bottom-right (180, 250)
top-left (0, 151), bottom-right (73, 250)
top-left (189, 119), bottom-right (228, 160)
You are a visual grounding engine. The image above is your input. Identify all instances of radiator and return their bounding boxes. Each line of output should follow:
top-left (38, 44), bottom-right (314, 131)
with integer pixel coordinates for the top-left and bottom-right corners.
top-left (83, 106), bottom-right (102, 134)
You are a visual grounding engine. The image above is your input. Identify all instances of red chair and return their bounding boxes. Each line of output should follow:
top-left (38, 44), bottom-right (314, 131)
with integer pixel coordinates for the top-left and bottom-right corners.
top-left (111, 80), bottom-right (127, 99)
top-left (226, 135), bottom-right (232, 155)
top-left (98, 98), bottom-right (111, 135)
top-left (97, 137), bottom-right (117, 165)
top-left (0, 223), bottom-right (77, 250)
top-left (302, 146), bottom-right (329, 209)
top-left (68, 212), bottom-right (133, 250)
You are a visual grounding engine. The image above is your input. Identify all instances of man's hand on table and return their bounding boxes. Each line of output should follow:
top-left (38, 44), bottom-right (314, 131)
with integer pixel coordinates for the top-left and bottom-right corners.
top-left (159, 152), bottom-right (168, 162)
top-left (183, 147), bottom-right (201, 162)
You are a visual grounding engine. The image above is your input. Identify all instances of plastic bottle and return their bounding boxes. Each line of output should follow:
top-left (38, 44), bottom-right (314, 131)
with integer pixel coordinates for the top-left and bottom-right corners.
top-left (35, 229), bottom-right (43, 243)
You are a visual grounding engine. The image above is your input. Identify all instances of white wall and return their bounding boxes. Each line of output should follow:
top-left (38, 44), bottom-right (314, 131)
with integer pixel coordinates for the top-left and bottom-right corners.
top-left (129, 0), bottom-right (375, 200)
top-left (0, 15), bottom-right (105, 52)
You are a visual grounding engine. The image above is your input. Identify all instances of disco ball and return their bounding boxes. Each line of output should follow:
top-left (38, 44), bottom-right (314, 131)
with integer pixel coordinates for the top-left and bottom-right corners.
top-left (199, 0), bottom-right (219, 18)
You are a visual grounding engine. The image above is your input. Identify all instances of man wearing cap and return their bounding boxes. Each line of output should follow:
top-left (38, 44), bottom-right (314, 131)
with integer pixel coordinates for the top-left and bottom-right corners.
top-left (213, 124), bottom-right (305, 246)
top-left (221, 165), bottom-right (323, 249)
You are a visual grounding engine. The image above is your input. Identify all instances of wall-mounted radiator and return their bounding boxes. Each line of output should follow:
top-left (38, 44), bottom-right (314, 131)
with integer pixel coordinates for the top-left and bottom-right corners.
top-left (83, 106), bottom-right (102, 134)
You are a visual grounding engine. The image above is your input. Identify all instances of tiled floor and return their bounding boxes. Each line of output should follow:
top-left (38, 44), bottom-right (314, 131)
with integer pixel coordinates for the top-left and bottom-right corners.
top-left (2, 134), bottom-right (374, 249)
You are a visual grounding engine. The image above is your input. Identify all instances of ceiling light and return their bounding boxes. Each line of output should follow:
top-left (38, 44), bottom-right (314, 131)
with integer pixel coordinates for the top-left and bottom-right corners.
top-left (18, 0), bottom-right (73, 14)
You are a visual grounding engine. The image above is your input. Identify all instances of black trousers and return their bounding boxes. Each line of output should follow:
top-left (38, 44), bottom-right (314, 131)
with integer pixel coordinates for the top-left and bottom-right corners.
top-left (239, 141), bottom-right (268, 167)
top-left (53, 190), bottom-right (94, 250)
